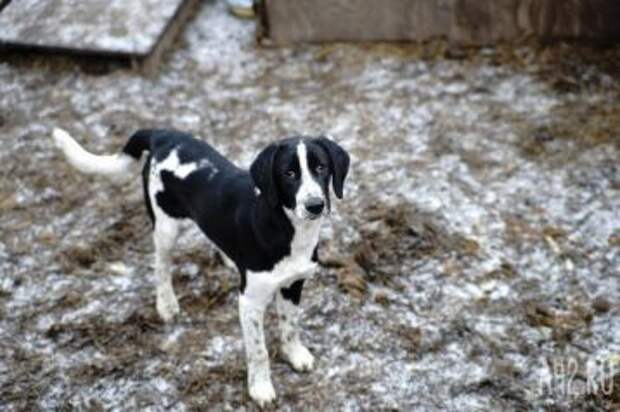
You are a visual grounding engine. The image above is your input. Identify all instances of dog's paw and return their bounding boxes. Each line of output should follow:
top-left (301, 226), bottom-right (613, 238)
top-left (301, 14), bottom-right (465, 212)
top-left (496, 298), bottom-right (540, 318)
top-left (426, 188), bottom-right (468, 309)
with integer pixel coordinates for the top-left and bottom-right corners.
top-left (282, 342), bottom-right (315, 372)
top-left (156, 289), bottom-right (180, 322)
top-left (249, 379), bottom-right (276, 408)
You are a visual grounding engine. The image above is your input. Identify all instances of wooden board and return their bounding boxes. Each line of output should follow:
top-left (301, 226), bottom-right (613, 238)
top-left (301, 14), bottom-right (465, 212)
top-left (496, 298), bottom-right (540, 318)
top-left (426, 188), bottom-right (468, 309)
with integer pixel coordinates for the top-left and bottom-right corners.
top-left (0, 0), bottom-right (197, 66)
top-left (260, 0), bottom-right (620, 45)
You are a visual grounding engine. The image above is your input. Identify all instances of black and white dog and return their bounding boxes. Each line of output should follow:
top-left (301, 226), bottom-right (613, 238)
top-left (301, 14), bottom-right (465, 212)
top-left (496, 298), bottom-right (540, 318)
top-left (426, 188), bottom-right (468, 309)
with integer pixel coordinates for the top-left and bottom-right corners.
top-left (52, 127), bottom-right (350, 406)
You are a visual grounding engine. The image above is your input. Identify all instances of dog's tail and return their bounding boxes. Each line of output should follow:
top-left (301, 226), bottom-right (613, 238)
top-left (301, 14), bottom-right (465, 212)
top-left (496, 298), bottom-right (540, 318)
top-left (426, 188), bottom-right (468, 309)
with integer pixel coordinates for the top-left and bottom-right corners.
top-left (52, 128), bottom-right (153, 181)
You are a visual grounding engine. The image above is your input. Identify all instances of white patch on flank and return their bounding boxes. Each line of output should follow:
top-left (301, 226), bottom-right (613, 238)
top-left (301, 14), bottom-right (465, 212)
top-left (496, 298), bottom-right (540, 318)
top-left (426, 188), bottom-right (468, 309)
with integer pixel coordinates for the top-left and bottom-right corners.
top-left (239, 213), bottom-right (321, 406)
top-left (52, 127), bottom-right (135, 182)
top-left (295, 142), bottom-right (323, 219)
top-left (197, 158), bottom-right (219, 180)
top-left (155, 149), bottom-right (219, 180)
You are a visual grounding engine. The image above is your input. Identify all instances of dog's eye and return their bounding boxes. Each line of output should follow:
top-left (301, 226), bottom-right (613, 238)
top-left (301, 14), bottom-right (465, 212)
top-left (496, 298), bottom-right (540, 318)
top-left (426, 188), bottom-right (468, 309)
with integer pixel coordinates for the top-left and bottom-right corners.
top-left (316, 164), bottom-right (326, 174)
top-left (285, 170), bottom-right (297, 179)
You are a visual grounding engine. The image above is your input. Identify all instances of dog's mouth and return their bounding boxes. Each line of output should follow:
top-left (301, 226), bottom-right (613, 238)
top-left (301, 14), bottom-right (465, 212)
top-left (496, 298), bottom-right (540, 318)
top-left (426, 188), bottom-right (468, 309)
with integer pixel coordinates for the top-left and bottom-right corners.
top-left (292, 208), bottom-right (327, 221)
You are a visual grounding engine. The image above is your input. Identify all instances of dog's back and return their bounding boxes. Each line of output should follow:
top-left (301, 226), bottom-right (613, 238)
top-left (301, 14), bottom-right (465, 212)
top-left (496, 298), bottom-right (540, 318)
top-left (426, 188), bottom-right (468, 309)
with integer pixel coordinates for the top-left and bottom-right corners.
top-left (52, 127), bottom-right (247, 219)
top-left (53, 126), bottom-right (273, 264)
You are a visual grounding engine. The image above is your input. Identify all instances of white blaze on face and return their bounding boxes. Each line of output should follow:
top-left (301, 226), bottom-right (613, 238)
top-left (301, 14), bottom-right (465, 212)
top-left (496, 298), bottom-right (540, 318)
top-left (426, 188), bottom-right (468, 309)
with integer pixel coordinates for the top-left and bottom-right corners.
top-left (295, 142), bottom-right (323, 219)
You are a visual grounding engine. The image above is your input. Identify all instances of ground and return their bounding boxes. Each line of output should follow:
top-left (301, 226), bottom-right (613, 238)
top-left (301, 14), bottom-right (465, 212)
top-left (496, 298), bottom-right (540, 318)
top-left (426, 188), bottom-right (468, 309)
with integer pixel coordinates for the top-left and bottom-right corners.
top-left (1, 1), bottom-right (619, 411)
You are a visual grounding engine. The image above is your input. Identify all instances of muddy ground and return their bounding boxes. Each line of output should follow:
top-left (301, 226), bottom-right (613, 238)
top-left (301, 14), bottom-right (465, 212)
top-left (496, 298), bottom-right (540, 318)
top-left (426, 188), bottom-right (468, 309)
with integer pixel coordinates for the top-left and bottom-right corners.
top-left (1, 1), bottom-right (619, 411)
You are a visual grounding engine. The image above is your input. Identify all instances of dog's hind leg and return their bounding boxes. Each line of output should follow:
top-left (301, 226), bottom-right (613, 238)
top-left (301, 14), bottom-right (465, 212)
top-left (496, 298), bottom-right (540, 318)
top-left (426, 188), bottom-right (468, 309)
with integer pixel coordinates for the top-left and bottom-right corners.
top-left (153, 212), bottom-right (181, 322)
top-left (277, 280), bottom-right (315, 372)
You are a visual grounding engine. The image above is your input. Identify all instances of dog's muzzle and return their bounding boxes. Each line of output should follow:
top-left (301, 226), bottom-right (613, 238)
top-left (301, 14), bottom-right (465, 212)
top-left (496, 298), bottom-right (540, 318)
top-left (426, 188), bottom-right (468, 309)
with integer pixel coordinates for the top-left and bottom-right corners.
top-left (304, 197), bottom-right (325, 219)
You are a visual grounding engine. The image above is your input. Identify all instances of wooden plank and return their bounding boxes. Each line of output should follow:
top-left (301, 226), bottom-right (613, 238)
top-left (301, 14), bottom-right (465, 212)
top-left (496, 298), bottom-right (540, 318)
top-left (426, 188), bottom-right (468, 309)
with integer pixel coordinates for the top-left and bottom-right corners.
top-left (0, 0), bottom-right (10, 13)
top-left (140, 0), bottom-right (201, 75)
top-left (260, 0), bottom-right (620, 45)
top-left (0, 0), bottom-right (186, 57)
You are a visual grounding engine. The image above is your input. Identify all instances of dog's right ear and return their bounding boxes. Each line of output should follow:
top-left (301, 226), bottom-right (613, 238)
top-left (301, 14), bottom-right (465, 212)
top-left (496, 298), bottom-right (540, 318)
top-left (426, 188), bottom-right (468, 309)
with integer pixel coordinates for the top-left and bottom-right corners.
top-left (250, 143), bottom-right (280, 207)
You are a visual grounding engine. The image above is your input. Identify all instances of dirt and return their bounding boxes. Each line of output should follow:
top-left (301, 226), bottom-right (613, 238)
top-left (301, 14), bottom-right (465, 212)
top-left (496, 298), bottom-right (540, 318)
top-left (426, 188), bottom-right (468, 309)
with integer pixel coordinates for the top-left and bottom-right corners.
top-left (1, 1), bottom-right (619, 411)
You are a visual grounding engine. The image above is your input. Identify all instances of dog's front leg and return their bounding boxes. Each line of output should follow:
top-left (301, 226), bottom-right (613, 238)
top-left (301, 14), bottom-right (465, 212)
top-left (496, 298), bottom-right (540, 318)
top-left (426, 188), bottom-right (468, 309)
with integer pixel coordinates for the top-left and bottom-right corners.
top-left (277, 280), bottom-right (315, 372)
top-left (239, 290), bottom-right (276, 407)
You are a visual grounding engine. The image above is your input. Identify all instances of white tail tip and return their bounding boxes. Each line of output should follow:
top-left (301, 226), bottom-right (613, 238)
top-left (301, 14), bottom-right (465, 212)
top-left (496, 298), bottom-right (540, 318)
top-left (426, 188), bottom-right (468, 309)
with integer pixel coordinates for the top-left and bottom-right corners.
top-left (51, 126), bottom-right (136, 180)
top-left (52, 127), bottom-right (72, 149)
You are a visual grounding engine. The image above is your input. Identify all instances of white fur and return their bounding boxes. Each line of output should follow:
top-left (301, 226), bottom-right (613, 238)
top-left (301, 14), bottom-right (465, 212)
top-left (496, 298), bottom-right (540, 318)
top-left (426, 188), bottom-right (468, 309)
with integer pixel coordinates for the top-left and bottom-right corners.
top-left (147, 149), bottom-right (223, 321)
top-left (152, 211), bottom-right (181, 322)
top-left (52, 128), bottom-right (135, 181)
top-left (147, 154), bottom-right (181, 321)
top-left (276, 292), bottom-right (315, 371)
top-left (239, 214), bottom-right (321, 406)
top-left (239, 294), bottom-right (275, 407)
top-left (294, 142), bottom-right (324, 219)
top-left (155, 149), bottom-right (219, 180)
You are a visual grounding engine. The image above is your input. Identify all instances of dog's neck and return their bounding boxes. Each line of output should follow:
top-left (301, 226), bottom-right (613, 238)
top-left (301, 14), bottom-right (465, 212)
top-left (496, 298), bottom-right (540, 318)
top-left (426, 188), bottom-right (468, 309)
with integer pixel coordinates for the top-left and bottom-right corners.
top-left (250, 197), bottom-right (321, 253)
top-left (251, 197), bottom-right (294, 245)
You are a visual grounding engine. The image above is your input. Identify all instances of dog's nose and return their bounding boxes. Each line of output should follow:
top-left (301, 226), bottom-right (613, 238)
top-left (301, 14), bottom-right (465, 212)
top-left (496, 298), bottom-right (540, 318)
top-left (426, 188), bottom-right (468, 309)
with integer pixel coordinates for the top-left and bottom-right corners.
top-left (305, 197), bottom-right (325, 215)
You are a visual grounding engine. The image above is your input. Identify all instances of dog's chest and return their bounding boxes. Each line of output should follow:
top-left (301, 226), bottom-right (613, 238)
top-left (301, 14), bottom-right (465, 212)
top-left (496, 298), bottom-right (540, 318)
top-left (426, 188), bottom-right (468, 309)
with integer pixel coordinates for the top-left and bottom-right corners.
top-left (279, 218), bottom-right (321, 277)
top-left (247, 218), bottom-right (321, 293)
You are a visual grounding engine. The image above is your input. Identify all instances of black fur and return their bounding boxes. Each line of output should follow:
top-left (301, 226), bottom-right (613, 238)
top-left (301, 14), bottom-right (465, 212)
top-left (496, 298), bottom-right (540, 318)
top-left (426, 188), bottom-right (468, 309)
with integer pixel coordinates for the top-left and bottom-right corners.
top-left (141, 156), bottom-right (155, 225)
top-left (133, 130), bottom-right (349, 295)
top-left (122, 129), bottom-right (155, 160)
top-left (314, 136), bottom-right (350, 199)
top-left (250, 143), bottom-right (280, 208)
top-left (280, 280), bottom-right (305, 305)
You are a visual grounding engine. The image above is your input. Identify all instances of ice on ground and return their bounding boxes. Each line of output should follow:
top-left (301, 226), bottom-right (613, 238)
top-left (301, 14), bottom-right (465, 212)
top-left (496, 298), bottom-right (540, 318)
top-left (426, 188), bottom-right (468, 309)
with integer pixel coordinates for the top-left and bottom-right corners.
top-left (0, 1), bottom-right (619, 411)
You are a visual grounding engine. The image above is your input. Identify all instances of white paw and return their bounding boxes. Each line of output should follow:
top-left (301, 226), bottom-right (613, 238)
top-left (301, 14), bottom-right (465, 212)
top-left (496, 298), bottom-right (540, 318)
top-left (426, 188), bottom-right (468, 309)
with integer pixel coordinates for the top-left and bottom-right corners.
top-left (282, 343), bottom-right (315, 372)
top-left (156, 289), bottom-right (180, 322)
top-left (249, 379), bottom-right (276, 408)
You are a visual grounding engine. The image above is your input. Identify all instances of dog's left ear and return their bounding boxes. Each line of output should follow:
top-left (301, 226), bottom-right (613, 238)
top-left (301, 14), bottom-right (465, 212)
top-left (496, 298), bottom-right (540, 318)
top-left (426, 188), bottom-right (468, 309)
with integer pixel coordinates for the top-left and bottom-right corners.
top-left (250, 143), bottom-right (280, 207)
top-left (314, 136), bottom-right (350, 199)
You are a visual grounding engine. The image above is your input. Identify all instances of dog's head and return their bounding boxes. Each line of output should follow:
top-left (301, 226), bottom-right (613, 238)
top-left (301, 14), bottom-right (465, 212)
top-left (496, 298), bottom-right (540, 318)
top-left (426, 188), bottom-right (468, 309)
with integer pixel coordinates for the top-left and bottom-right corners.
top-left (251, 136), bottom-right (350, 220)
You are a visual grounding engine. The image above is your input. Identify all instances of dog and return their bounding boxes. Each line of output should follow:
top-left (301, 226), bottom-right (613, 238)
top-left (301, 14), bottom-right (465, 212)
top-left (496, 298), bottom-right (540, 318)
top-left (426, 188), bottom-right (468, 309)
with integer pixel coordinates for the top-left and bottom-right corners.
top-left (51, 127), bottom-right (350, 406)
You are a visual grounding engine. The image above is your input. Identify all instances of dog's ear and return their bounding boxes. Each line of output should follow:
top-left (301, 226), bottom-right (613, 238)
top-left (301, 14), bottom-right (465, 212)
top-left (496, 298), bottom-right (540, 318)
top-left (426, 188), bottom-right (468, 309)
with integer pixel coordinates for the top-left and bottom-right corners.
top-left (314, 136), bottom-right (350, 199)
top-left (250, 143), bottom-right (280, 207)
